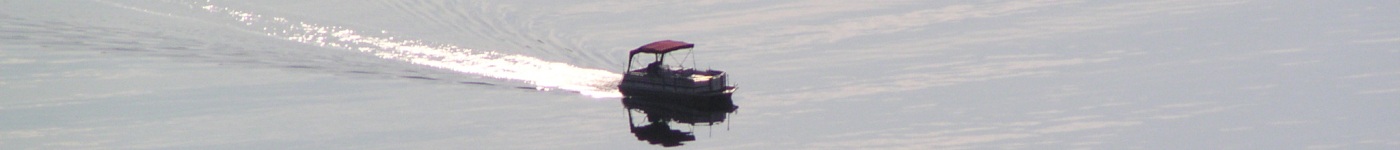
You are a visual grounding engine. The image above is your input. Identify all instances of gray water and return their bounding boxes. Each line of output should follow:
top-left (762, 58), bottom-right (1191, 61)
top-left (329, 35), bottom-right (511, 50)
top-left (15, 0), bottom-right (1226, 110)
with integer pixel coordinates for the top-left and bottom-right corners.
top-left (3, 0), bottom-right (1399, 149)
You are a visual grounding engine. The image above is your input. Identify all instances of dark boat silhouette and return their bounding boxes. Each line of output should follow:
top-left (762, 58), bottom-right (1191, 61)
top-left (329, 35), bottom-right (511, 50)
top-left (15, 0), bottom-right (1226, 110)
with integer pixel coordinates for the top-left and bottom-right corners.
top-left (623, 96), bottom-right (737, 147)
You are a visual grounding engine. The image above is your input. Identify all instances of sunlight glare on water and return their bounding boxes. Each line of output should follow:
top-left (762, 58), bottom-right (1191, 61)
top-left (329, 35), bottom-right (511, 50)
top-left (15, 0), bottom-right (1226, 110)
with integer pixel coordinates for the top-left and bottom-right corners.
top-left (197, 3), bottom-right (623, 98)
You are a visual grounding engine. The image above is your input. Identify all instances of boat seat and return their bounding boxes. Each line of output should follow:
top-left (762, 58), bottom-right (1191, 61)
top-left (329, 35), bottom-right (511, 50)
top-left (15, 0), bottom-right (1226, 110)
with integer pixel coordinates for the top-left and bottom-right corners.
top-left (690, 75), bottom-right (713, 82)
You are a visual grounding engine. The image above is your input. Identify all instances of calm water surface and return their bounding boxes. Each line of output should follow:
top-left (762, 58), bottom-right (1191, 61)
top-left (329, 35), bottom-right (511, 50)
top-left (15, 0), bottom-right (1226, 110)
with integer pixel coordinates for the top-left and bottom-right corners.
top-left (3, 0), bottom-right (1399, 149)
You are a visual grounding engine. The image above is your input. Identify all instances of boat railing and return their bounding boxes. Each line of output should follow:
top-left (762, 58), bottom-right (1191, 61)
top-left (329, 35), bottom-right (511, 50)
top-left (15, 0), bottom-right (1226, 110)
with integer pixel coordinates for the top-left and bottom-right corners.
top-left (622, 67), bottom-right (730, 93)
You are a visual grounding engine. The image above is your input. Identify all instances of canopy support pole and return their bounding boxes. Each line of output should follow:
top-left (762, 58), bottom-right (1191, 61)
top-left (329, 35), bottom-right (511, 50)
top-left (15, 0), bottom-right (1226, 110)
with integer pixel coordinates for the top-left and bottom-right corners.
top-left (626, 54), bottom-right (636, 71)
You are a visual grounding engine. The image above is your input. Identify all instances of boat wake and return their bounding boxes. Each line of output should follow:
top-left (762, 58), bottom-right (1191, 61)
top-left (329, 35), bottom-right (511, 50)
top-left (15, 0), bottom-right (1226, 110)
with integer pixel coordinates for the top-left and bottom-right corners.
top-left (178, 2), bottom-right (623, 98)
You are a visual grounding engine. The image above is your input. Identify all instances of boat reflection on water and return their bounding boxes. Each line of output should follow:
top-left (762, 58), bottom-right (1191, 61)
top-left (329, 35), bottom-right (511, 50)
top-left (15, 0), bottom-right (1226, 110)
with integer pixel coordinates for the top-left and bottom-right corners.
top-left (623, 96), bottom-right (738, 147)
top-left (618, 40), bottom-right (739, 147)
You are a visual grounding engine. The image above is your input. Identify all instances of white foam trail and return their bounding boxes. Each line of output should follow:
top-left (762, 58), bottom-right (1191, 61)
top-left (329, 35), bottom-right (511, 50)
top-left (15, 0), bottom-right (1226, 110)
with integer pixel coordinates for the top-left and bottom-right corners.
top-left (197, 3), bottom-right (623, 98)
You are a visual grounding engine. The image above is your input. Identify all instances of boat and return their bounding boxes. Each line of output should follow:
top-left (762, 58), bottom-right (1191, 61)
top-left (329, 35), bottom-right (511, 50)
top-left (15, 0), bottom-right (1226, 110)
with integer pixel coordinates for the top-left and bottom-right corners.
top-left (618, 40), bottom-right (736, 99)
top-left (618, 40), bottom-right (739, 147)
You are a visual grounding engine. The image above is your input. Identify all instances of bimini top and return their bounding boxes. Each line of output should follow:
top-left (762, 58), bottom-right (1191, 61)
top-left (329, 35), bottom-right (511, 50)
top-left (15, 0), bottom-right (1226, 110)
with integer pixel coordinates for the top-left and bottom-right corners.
top-left (630, 40), bottom-right (695, 55)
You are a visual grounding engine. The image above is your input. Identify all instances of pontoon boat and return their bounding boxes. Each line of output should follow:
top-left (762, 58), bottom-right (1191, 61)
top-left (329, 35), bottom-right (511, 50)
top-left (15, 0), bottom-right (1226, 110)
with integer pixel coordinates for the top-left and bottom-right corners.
top-left (619, 40), bottom-right (736, 99)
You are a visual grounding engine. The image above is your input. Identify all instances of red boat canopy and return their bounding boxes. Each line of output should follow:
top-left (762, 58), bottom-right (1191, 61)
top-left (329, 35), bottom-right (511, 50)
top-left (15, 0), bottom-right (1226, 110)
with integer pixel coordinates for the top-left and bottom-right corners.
top-left (629, 40), bottom-right (695, 56)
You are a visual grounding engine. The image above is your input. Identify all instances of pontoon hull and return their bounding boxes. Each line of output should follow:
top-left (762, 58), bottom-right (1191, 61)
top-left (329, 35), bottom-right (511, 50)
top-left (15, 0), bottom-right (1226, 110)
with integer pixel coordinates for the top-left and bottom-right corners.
top-left (618, 72), bottom-right (735, 98)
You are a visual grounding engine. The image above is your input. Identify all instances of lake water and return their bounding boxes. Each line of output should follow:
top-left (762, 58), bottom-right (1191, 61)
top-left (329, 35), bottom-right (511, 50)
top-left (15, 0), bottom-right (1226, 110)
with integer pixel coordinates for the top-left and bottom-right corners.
top-left (3, 0), bottom-right (1399, 149)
